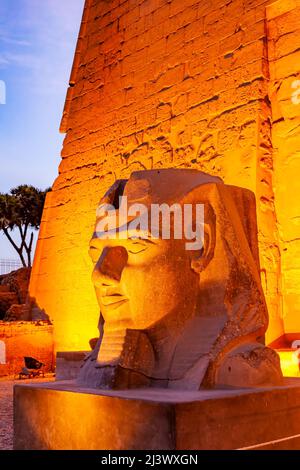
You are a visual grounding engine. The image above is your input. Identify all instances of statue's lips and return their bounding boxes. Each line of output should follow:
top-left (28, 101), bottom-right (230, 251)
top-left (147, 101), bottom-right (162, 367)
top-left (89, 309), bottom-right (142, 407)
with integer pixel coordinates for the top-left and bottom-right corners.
top-left (100, 295), bottom-right (128, 309)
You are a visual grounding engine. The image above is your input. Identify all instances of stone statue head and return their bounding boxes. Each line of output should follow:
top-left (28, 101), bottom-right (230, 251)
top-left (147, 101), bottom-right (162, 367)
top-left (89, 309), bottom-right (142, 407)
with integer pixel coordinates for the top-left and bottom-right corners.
top-left (78, 169), bottom-right (282, 390)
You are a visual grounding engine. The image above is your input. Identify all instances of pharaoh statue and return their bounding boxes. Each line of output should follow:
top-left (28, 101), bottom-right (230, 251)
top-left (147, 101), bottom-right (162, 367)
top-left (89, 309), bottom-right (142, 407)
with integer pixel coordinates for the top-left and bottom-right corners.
top-left (78, 169), bottom-right (282, 390)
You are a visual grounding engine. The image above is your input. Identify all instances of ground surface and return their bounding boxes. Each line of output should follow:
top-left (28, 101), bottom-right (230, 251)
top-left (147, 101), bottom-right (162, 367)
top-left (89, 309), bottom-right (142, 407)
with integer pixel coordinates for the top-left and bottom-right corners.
top-left (0, 376), bottom-right (54, 450)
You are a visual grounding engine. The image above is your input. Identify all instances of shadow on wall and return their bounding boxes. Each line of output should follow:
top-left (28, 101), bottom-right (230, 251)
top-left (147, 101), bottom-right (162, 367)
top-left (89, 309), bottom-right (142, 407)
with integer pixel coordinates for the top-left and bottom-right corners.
top-left (0, 267), bottom-right (31, 321)
top-left (27, 297), bottom-right (51, 323)
top-left (0, 266), bottom-right (50, 322)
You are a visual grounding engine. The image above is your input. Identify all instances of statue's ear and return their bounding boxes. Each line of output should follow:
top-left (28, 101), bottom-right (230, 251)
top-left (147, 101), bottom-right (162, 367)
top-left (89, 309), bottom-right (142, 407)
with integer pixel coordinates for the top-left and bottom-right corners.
top-left (191, 222), bottom-right (214, 273)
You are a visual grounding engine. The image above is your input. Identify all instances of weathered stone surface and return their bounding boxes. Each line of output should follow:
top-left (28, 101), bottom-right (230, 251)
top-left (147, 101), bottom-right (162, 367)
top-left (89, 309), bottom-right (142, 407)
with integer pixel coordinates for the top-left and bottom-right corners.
top-left (28, 0), bottom-right (300, 354)
top-left (78, 169), bottom-right (282, 390)
top-left (267, 0), bottom-right (300, 338)
top-left (0, 322), bottom-right (54, 377)
top-left (0, 268), bottom-right (31, 320)
top-left (0, 285), bottom-right (10, 293)
top-left (1, 268), bottom-right (30, 304)
top-left (0, 293), bottom-right (18, 320)
top-left (55, 351), bottom-right (88, 380)
top-left (4, 304), bottom-right (27, 322)
top-left (13, 378), bottom-right (300, 450)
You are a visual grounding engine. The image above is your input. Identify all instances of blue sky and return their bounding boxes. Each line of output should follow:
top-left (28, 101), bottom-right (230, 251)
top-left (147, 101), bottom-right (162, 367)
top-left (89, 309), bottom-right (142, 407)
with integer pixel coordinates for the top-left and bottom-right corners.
top-left (0, 0), bottom-right (84, 260)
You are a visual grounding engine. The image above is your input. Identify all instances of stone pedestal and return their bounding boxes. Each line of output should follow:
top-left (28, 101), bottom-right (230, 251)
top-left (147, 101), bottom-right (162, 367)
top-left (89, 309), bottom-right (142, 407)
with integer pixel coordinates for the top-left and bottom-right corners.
top-left (14, 379), bottom-right (300, 450)
top-left (55, 351), bottom-right (88, 380)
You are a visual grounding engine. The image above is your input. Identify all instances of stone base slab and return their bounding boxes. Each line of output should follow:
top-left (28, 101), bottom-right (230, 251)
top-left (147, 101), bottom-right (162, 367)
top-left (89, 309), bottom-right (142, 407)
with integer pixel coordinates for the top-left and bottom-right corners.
top-left (55, 351), bottom-right (88, 380)
top-left (13, 379), bottom-right (300, 450)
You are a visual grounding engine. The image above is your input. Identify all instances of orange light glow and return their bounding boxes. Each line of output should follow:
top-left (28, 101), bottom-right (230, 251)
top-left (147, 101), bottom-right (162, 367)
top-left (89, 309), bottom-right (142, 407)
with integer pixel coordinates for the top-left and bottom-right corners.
top-left (277, 350), bottom-right (300, 378)
top-left (28, 0), bottom-right (300, 359)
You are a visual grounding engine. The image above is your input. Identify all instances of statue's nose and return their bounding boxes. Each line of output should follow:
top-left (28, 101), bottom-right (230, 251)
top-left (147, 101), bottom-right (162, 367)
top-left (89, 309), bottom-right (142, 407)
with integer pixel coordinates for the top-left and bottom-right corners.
top-left (92, 246), bottom-right (128, 287)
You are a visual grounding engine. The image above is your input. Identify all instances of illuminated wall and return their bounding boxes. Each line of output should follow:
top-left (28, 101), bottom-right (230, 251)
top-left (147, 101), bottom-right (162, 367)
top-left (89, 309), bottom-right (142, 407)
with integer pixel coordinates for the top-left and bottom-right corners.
top-left (29, 0), bottom-right (300, 352)
top-left (0, 322), bottom-right (54, 376)
top-left (267, 0), bottom-right (300, 339)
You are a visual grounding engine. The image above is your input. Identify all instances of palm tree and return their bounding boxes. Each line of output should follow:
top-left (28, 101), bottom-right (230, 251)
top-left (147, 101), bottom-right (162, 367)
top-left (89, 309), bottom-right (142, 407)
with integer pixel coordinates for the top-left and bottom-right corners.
top-left (0, 185), bottom-right (50, 267)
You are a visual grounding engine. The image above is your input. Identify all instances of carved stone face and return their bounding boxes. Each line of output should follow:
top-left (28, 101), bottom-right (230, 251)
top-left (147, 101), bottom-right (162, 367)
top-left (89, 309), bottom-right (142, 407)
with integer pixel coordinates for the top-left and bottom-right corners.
top-left (78, 169), bottom-right (283, 390)
top-left (89, 234), bottom-right (199, 332)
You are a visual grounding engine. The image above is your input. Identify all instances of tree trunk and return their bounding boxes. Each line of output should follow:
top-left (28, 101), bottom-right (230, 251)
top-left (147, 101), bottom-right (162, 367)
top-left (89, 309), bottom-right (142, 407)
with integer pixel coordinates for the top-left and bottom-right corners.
top-left (25, 232), bottom-right (34, 267)
top-left (3, 227), bottom-right (27, 267)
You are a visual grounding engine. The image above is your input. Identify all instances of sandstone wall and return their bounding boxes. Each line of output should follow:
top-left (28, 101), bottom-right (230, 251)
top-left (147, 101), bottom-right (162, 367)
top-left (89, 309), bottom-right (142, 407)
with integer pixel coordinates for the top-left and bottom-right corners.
top-left (0, 322), bottom-right (54, 376)
top-left (30, 0), bottom-right (298, 351)
top-left (267, 0), bottom-right (300, 338)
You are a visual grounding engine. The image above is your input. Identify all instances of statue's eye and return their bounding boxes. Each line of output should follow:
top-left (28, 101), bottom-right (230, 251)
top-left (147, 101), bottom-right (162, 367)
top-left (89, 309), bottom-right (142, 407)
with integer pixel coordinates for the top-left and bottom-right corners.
top-left (89, 246), bottom-right (100, 263)
top-left (127, 240), bottom-right (149, 255)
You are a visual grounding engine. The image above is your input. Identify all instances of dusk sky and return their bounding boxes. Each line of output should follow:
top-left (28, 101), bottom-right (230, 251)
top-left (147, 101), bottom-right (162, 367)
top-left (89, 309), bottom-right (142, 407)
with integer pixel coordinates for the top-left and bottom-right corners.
top-left (0, 0), bottom-right (84, 259)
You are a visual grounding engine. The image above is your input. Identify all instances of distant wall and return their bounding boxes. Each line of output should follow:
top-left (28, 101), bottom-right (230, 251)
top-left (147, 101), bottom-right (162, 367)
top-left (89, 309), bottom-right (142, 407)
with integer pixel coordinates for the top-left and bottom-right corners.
top-left (0, 322), bottom-right (54, 376)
